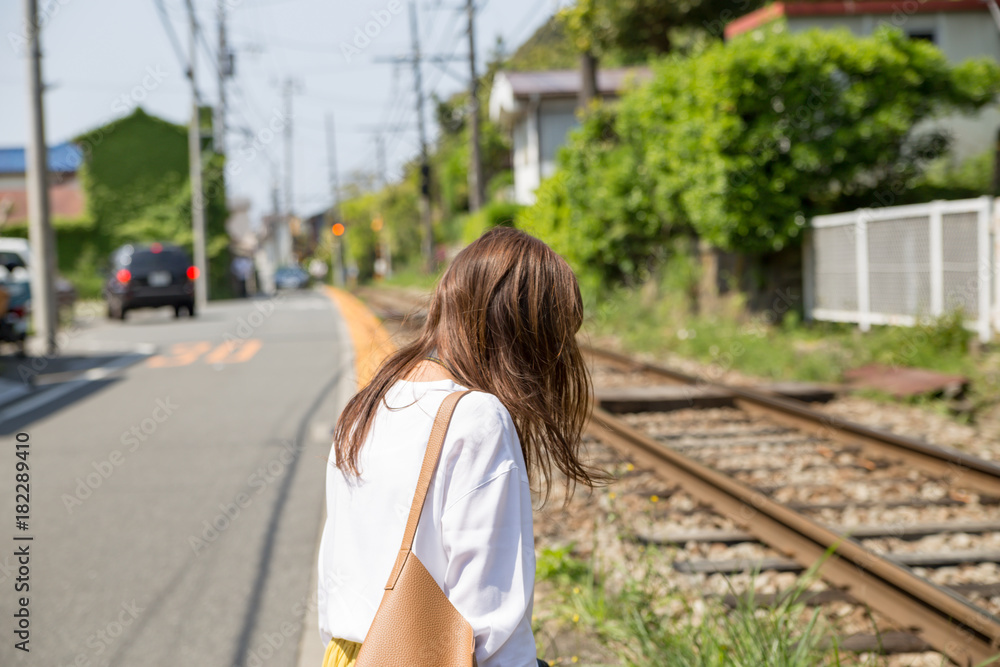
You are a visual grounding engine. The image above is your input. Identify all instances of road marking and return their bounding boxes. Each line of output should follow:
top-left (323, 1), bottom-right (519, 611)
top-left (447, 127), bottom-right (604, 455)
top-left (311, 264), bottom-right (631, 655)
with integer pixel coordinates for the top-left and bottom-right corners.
top-left (322, 288), bottom-right (395, 389)
top-left (204, 338), bottom-right (262, 364)
top-left (146, 341), bottom-right (213, 368)
top-left (146, 340), bottom-right (263, 368)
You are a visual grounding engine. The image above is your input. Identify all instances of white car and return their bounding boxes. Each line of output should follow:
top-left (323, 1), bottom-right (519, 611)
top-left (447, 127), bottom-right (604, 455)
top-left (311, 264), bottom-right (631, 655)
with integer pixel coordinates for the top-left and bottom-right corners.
top-left (0, 237), bottom-right (77, 310)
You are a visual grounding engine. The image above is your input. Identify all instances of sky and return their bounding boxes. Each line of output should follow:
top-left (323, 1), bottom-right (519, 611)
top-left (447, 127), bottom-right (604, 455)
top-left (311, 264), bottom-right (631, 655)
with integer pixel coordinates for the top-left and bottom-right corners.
top-left (0, 0), bottom-right (561, 228)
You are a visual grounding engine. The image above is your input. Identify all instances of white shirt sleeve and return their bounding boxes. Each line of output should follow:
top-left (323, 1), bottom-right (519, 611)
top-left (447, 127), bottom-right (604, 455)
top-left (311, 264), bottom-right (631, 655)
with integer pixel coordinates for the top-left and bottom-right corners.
top-left (437, 406), bottom-right (537, 667)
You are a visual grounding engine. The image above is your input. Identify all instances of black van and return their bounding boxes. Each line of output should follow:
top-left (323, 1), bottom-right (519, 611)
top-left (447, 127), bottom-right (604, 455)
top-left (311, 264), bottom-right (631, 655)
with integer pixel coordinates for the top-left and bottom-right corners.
top-left (104, 243), bottom-right (197, 320)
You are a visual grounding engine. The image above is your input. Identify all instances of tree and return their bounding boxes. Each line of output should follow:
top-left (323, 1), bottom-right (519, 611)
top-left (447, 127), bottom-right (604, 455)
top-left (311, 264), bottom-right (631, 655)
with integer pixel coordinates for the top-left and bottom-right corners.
top-left (559, 0), bottom-right (766, 62)
top-left (524, 26), bottom-right (1000, 286)
top-left (506, 16), bottom-right (580, 71)
top-left (63, 108), bottom-right (231, 298)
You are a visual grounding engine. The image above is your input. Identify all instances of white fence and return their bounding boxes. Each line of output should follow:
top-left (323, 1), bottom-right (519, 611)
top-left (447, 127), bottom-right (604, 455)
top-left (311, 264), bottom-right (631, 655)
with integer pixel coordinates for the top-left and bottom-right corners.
top-left (804, 196), bottom-right (997, 342)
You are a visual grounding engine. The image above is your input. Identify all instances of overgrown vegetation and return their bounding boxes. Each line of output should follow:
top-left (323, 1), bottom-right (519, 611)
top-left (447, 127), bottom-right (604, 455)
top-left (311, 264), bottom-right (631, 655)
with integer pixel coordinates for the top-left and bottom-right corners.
top-left (522, 26), bottom-right (1000, 288)
top-left (533, 539), bottom-right (843, 665)
top-left (558, 0), bottom-right (765, 63)
top-left (581, 266), bottom-right (1000, 422)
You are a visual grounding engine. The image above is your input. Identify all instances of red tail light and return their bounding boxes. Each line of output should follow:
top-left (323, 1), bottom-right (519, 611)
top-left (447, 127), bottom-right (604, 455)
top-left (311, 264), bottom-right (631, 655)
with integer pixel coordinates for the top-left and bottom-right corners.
top-left (186, 266), bottom-right (199, 280)
top-left (9, 306), bottom-right (25, 318)
top-left (116, 269), bottom-right (131, 284)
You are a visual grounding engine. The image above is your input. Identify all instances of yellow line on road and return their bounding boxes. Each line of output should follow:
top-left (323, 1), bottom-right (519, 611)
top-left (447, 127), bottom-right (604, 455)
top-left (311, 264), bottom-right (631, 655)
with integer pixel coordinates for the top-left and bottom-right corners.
top-left (146, 341), bottom-right (213, 368)
top-left (323, 287), bottom-right (396, 389)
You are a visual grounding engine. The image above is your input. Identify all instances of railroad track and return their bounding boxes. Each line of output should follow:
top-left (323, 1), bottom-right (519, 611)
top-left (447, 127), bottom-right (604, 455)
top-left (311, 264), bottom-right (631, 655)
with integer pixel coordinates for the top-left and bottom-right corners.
top-left (357, 287), bottom-right (1000, 664)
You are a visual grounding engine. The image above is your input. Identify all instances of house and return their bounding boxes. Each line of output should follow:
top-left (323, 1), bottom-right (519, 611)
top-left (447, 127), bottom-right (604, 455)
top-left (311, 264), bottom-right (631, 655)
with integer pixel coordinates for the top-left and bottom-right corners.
top-left (725, 0), bottom-right (1000, 162)
top-left (0, 142), bottom-right (85, 225)
top-left (489, 68), bottom-right (651, 205)
top-left (253, 212), bottom-right (293, 295)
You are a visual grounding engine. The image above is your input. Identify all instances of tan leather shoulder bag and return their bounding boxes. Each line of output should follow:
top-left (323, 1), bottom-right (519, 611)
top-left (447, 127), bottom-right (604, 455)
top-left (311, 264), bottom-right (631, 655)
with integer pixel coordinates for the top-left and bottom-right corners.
top-left (355, 389), bottom-right (477, 667)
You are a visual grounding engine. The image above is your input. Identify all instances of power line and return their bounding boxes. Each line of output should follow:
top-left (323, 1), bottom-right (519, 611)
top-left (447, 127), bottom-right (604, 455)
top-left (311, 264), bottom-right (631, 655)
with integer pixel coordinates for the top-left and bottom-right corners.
top-left (465, 0), bottom-right (483, 210)
top-left (152, 0), bottom-right (195, 98)
top-left (409, 0), bottom-right (434, 271)
top-left (509, 2), bottom-right (554, 50)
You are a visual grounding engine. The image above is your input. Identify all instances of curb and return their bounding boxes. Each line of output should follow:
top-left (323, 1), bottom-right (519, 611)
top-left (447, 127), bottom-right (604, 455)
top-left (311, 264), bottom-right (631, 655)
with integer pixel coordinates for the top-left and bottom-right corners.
top-left (322, 287), bottom-right (397, 388)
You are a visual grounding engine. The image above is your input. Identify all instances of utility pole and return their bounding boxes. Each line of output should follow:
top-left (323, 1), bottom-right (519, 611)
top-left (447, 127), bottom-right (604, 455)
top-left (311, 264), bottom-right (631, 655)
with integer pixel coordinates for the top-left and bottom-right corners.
top-left (325, 113), bottom-right (344, 287)
top-left (374, 133), bottom-right (387, 188)
top-left (283, 78), bottom-right (294, 220)
top-left (23, 0), bottom-right (58, 355)
top-left (373, 5), bottom-right (464, 272)
top-left (262, 172), bottom-right (280, 295)
top-left (215, 0), bottom-right (232, 155)
top-left (373, 133), bottom-right (391, 279)
top-left (184, 0), bottom-right (209, 312)
top-left (281, 77), bottom-right (301, 267)
top-left (466, 0), bottom-right (484, 211)
top-left (408, 0), bottom-right (434, 273)
top-left (993, 128), bottom-right (1000, 196)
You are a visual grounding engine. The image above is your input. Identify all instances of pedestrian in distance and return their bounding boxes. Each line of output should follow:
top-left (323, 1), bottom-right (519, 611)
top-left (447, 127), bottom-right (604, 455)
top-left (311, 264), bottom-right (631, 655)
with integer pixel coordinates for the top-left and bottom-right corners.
top-left (317, 226), bottom-right (607, 666)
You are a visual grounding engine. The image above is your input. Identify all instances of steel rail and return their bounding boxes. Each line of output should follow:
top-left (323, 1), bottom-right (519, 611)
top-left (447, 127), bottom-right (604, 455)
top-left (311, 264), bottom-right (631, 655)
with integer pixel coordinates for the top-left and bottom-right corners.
top-left (582, 343), bottom-right (1000, 498)
top-left (588, 407), bottom-right (1000, 665)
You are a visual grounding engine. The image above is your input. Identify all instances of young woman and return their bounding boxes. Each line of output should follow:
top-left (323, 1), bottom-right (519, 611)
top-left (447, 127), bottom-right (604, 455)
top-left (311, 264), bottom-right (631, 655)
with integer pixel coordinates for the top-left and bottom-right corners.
top-left (317, 227), bottom-right (604, 666)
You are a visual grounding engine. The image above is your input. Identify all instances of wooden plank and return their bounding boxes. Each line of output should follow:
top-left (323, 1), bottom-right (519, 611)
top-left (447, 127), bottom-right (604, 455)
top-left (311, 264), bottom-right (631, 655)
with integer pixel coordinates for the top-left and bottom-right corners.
top-left (761, 381), bottom-right (838, 403)
top-left (718, 582), bottom-right (1000, 609)
top-left (839, 631), bottom-right (933, 654)
top-left (638, 520), bottom-right (1000, 546)
top-left (674, 550), bottom-right (1000, 574)
top-left (596, 385), bottom-right (736, 413)
top-left (595, 382), bottom-right (837, 413)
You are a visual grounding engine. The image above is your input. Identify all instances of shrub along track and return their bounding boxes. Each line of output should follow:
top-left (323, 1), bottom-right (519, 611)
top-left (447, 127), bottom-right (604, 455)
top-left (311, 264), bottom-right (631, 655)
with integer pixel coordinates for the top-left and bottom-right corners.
top-left (359, 287), bottom-right (1000, 664)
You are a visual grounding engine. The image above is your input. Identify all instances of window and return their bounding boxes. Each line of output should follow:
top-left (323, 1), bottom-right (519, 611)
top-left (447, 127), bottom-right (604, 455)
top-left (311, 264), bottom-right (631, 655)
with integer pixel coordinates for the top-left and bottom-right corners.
top-left (907, 30), bottom-right (936, 44)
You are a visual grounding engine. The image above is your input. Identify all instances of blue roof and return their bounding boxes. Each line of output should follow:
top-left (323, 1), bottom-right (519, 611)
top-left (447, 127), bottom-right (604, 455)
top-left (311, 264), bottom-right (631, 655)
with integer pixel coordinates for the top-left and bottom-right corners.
top-left (0, 142), bottom-right (83, 175)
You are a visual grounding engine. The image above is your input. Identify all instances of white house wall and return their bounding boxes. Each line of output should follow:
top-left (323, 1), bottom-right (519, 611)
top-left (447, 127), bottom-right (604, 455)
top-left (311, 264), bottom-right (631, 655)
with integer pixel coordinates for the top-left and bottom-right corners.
top-left (512, 112), bottom-right (535, 205)
top-left (511, 98), bottom-right (583, 205)
top-left (539, 99), bottom-right (579, 180)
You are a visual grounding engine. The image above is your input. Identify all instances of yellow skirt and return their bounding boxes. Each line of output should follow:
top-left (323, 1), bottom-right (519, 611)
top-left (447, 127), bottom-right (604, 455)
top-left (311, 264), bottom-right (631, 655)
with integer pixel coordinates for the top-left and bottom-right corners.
top-left (323, 637), bottom-right (363, 667)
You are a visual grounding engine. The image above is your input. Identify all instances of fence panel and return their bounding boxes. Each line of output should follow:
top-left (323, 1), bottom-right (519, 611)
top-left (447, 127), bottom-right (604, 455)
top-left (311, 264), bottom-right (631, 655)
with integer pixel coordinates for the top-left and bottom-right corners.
top-left (806, 196), bottom-right (994, 342)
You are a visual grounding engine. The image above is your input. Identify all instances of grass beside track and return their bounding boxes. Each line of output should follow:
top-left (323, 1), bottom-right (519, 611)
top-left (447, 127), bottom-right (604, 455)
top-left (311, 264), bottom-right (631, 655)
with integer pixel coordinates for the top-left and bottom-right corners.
top-left (582, 287), bottom-right (1000, 425)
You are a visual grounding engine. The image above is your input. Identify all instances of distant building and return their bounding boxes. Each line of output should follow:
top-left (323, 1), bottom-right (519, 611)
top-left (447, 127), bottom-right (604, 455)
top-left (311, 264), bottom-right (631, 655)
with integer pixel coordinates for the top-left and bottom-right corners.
top-left (254, 213), bottom-right (291, 295)
top-left (725, 0), bottom-right (1000, 162)
top-left (0, 143), bottom-right (85, 225)
top-left (489, 68), bottom-right (651, 205)
top-left (226, 197), bottom-right (254, 254)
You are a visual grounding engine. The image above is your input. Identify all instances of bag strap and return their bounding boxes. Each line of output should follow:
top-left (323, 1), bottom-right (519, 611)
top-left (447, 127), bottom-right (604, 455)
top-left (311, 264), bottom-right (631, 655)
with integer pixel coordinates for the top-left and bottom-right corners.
top-left (384, 389), bottom-right (471, 590)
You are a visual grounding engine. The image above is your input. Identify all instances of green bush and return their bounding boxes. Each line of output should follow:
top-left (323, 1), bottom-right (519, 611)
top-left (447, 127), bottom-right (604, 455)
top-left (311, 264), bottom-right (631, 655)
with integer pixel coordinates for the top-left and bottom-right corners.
top-left (461, 200), bottom-right (523, 244)
top-left (485, 170), bottom-right (514, 202)
top-left (524, 26), bottom-right (1000, 289)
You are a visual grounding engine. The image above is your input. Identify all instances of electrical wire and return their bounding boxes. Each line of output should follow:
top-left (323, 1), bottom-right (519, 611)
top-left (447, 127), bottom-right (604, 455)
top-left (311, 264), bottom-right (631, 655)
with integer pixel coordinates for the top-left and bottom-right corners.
top-left (151, 0), bottom-right (195, 97)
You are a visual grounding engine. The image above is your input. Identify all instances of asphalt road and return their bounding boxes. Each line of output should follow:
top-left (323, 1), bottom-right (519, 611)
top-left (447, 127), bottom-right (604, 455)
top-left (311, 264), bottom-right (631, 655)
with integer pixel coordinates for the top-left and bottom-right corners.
top-left (0, 288), bottom-right (355, 667)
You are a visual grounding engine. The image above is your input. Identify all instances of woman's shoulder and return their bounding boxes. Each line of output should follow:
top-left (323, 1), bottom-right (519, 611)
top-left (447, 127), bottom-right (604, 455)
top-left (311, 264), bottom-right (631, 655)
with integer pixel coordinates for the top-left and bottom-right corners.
top-left (442, 389), bottom-right (525, 485)
top-left (452, 389), bottom-right (514, 431)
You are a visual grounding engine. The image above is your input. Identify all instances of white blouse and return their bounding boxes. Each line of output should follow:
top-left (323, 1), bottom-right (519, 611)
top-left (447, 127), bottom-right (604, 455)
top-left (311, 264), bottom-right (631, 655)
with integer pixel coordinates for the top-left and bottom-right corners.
top-left (318, 378), bottom-right (537, 667)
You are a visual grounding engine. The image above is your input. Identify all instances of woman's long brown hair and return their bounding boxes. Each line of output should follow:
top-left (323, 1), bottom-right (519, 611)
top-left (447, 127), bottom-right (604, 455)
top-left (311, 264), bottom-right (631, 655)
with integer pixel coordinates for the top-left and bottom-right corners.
top-left (333, 226), bottom-right (606, 500)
